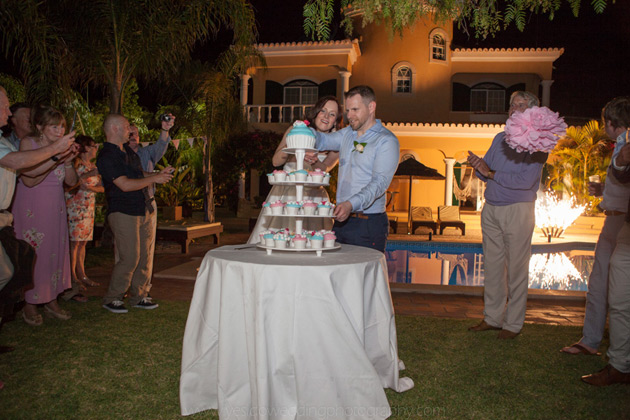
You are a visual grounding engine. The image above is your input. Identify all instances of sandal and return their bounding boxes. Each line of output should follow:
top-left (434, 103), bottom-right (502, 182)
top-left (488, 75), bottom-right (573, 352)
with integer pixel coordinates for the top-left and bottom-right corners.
top-left (81, 277), bottom-right (100, 287)
top-left (22, 311), bottom-right (43, 326)
top-left (560, 343), bottom-right (601, 356)
top-left (43, 305), bottom-right (71, 321)
top-left (70, 294), bottom-right (88, 303)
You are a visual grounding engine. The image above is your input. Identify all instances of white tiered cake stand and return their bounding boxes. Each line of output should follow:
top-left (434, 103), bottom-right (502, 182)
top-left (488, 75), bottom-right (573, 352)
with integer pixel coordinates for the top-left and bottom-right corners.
top-left (256, 147), bottom-right (339, 256)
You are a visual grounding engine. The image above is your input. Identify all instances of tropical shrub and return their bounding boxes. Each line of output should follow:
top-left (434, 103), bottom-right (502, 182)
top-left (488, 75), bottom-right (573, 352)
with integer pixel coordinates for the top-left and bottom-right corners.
top-left (545, 120), bottom-right (614, 213)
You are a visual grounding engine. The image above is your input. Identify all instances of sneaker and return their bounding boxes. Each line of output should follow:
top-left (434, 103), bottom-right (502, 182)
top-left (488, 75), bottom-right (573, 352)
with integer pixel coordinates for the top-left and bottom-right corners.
top-left (102, 300), bottom-right (128, 313)
top-left (133, 297), bottom-right (158, 310)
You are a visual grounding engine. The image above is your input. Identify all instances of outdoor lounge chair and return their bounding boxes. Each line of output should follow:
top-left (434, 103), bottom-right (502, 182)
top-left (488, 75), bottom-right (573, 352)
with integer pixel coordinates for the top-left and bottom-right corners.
top-left (388, 215), bottom-right (399, 233)
top-left (410, 206), bottom-right (438, 235)
top-left (438, 205), bottom-right (466, 235)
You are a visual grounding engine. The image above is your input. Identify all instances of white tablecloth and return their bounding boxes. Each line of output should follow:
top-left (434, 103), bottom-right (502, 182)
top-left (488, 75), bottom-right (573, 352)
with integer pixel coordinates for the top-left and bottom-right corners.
top-left (180, 244), bottom-right (413, 419)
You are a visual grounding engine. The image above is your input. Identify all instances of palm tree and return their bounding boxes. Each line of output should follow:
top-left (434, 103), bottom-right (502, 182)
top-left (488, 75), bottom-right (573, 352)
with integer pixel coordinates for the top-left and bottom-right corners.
top-left (157, 42), bottom-right (261, 221)
top-left (0, 0), bottom-right (257, 114)
top-left (546, 120), bottom-right (612, 208)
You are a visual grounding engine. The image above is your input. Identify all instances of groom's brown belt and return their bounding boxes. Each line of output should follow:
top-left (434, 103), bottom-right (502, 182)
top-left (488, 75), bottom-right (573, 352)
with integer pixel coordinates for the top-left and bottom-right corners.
top-left (350, 212), bottom-right (385, 220)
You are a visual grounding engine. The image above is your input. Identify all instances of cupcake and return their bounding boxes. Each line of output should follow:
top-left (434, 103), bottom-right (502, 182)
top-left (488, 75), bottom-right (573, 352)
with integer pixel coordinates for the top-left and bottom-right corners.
top-left (323, 172), bottom-right (331, 185)
top-left (285, 120), bottom-right (316, 149)
top-left (292, 234), bottom-right (307, 249)
top-left (273, 232), bottom-right (288, 249)
top-left (262, 201), bottom-right (271, 215)
top-left (294, 169), bottom-right (308, 182)
top-left (302, 200), bottom-right (318, 215)
top-left (285, 201), bottom-right (301, 215)
top-left (288, 172), bottom-right (296, 182)
top-left (309, 168), bottom-right (325, 183)
top-left (263, 232), bottom-right (275, 247)
top-left (273, 169), bottom-right (287, 182)
top-left (310, 232), bottom-right (324, 249)
top-left (270, 200), bottom-right (285, 215)
top-left (317, 202), bottom-right (332, 216)
top-left (323, 232), bottom-right (336, 248)
top-left (267, 173), bottom-right (274, 183)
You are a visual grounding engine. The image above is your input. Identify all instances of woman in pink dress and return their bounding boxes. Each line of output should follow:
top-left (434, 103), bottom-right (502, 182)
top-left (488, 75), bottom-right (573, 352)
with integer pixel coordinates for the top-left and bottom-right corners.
top-left (62, 135), bottom-right (103, 302)
top-left (13, 105), bottom-right (78, 326)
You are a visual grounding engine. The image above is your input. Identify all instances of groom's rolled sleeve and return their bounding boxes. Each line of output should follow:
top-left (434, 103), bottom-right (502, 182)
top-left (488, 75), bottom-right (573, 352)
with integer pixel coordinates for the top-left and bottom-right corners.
top-left (314, 129), bottom-right (344, 151)
top-left (348, 136), bottom-right (399, 212)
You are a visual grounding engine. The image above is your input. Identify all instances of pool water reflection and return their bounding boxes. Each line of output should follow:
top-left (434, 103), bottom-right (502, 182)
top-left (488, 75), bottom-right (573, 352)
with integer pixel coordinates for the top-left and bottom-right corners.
top-left (385, 241), bottom-right (595, 291)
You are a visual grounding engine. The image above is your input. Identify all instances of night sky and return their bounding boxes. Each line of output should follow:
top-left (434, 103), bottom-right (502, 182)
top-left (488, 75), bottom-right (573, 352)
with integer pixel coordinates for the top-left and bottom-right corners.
top-left (250, 0), bottom-right (630, 122)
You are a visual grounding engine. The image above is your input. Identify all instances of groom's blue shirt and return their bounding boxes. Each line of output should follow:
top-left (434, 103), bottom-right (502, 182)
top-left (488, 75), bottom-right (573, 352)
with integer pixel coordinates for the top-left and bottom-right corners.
top-left (315, 120), bottom-right (399, 214)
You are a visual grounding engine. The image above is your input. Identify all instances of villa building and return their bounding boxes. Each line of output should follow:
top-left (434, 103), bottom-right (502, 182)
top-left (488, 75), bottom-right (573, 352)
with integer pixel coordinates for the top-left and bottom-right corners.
top-left (240, 15), bottom-right (563, 222)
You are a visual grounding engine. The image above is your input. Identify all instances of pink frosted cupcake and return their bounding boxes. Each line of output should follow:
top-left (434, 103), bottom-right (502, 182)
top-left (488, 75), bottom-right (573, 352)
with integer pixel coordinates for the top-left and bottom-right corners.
top-left (302, 200), bottom-right (318, 215)
top-left (270, 200), bottom-right (285, 215)
top-left (309, 168), bottom-right (325, 183)
top-left (273, 169), bottom-right (287, 182)
top-left (323, 232), bottom-right (336, 248)
top-left (292, 234), bottom-right (307, 249)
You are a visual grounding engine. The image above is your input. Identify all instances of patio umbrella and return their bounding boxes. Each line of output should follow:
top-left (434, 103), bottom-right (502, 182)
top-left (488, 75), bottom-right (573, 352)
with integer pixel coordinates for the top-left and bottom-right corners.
top-left (393, 157), bottom-right (445, 234)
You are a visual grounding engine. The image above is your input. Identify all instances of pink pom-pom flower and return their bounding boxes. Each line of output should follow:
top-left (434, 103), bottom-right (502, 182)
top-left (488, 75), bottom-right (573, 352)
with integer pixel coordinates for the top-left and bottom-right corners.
top-left (504, 106), bottom-right (567, 154)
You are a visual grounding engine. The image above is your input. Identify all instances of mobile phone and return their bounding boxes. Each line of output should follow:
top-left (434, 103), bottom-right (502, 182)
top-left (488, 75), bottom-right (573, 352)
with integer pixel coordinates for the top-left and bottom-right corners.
top-left (70, 110), bottom-right (77, 133)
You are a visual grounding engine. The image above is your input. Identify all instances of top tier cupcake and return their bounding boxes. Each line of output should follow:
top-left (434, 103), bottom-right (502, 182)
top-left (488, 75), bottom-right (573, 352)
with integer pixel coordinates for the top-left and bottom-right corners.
top-left (286, 120), bottom-right (316, 149)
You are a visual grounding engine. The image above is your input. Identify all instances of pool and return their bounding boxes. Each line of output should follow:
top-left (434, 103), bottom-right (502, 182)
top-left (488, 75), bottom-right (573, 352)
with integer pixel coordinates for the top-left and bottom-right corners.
top-left (385, 241), bottom-right (595, 291)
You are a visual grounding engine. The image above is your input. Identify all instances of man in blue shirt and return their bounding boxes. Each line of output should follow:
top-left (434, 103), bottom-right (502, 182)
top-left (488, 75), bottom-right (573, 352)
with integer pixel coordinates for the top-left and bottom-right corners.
top-left (467, 91), bottom-right (548, 339)
top-left (314, 85), bottom-right (399, 252)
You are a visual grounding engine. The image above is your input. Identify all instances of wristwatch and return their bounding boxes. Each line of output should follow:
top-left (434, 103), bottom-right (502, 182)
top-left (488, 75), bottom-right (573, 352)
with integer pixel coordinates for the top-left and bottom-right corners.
top-left (488, 170), bottom-right (496, 179)
top-left (50, 155), bottom-right (59, 162)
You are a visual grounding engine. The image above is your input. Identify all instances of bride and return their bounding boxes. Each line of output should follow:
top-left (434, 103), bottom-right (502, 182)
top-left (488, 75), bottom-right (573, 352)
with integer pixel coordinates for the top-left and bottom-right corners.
top-left (248, 96), bottom-right (342, 243)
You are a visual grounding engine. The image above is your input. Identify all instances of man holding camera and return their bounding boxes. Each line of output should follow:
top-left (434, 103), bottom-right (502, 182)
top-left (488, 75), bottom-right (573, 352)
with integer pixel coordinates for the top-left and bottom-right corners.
top-left (97, 114), bottom-right (174, 313)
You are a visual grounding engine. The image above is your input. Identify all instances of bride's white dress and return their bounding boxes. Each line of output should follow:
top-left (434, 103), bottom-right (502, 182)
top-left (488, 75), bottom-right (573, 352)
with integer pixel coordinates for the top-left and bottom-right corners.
top-left (247, 161), bottom-right (333, 244)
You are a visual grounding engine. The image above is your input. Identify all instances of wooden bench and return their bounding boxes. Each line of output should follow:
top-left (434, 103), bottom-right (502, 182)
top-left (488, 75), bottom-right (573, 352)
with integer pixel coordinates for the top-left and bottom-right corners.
top-left (93, 221), bottom-right (223, 254)
top-left (156, 223), bottom-right (223, 253)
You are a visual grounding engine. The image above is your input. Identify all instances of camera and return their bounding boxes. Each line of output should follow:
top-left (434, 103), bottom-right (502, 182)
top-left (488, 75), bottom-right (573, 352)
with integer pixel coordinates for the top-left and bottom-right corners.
top-left (159, 113), bottom-right (172, 122)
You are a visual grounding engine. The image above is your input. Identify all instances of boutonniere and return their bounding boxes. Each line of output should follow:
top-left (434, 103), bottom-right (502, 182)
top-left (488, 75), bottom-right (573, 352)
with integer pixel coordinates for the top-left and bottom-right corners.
top-left (353, 141), bottom-right (367, 153)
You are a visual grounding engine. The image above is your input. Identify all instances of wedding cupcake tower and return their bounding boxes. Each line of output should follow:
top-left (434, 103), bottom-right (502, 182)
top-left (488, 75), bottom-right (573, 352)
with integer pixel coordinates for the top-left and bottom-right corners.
top-left (256, 121), bottom-right (339, 256)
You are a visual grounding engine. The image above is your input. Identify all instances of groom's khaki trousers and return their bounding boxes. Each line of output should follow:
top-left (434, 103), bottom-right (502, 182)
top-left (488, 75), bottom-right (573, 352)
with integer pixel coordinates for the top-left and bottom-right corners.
top-left (481, 202), bottom-right (535, 333)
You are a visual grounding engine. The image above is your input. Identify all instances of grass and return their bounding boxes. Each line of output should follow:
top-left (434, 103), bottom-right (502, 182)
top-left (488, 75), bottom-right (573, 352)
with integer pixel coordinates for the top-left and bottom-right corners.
top-left (1, 301), bottom-right (629, 419)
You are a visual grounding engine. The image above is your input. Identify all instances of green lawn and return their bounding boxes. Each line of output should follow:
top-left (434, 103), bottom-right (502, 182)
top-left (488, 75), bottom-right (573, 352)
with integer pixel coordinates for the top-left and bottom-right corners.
top-left (0, 301), bottom-right (628, 419)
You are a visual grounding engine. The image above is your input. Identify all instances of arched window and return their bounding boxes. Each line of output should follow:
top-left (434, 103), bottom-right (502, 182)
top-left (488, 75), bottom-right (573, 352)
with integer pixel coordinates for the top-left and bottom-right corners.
top-left (470, 82), bottom-right (506, 112)
top-left (432, 35), bottom-right (446, 61)
top-left (429, 28), bottom-right (449, 63)
top-left (283, 80), bottom-right (318, 105)
top-left (396, 67), bottom-right (412, 93)
top-left (391, 62), bottom-right (416, 95)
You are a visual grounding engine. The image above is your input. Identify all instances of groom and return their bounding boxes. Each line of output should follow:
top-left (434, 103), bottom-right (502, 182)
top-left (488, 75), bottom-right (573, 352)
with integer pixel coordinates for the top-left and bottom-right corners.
top-left (313, 85), bottom-right (399, 253)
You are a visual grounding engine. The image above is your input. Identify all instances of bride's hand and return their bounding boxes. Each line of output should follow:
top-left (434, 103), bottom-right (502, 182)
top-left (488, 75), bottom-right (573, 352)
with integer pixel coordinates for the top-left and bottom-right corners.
top-left (304, 152), bottom-right (318, 164)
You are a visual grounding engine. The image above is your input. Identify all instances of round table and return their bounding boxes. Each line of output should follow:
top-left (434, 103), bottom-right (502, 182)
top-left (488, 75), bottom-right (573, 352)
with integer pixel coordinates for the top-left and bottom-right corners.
top-left (180, 244), bottom-right (413, 419)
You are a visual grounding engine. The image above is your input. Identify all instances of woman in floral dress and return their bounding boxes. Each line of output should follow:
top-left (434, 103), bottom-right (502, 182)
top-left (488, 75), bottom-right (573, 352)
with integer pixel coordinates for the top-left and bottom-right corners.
top-left (63, 135), bottom-right (103, 302)
top-left (12, 105), bottom-right (78, 326)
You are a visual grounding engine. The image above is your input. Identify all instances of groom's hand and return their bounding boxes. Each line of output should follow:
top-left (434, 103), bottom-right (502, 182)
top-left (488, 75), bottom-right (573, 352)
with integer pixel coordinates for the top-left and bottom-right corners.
top-left (334, 201), bottom-right (352, 222)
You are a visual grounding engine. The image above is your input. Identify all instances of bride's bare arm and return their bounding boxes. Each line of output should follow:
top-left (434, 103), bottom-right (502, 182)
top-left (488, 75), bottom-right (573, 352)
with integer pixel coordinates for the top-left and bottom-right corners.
top-left (271, 126), bottom-right (294, 167)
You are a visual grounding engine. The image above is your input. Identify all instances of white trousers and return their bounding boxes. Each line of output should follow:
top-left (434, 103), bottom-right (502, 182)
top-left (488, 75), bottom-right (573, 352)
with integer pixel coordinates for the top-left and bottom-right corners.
top-left (481, 202), bottom-right (535, 333)
top-left (607, 222), bottom-right (630, 373)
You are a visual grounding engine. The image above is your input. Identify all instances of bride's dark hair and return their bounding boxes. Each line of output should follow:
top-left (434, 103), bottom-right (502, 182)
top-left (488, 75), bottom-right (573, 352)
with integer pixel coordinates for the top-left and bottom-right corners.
top-left (304, 96), bottom-right (343, 132)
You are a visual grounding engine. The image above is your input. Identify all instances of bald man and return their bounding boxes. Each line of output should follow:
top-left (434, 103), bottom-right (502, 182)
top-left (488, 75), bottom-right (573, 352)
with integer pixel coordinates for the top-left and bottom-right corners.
top-left (97, 114), bottom-right (173, 314)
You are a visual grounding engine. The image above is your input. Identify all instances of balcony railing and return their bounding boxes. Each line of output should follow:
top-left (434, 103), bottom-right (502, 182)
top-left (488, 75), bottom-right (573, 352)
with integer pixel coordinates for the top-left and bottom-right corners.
top-left (244, 104), bottom-right (313, 124)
